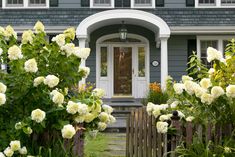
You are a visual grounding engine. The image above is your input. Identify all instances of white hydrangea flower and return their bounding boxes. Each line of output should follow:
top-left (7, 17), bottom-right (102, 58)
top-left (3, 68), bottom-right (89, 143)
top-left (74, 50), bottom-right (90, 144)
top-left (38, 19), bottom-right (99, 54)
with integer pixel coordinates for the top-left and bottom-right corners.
top-left (0, 152), bottom-right (5, 157)
top-left (4, 25), bottom-right (17, 39)
top-left (24, 127), bottom-right (33, 135)
top-left (0, 93), bottom-right (6, 105)
top-left (226, 85), bottom-right (235, 98)
top-left (186, 116), bottom-right (195, 122)
top-left (33, 76), bottom-right (45, 87)
top-left (77, 103), bottom-right (88, 115)
top-left (102, 104), bottom-right (113, 114)
top-left (211, 86), bottom-right (224, 98)
top-left (44, 75), bottom-right (59, 88)
top-left (177, 111), bottom-right (185, 118)
top-left (159, 115), bottom-right (170, 122)
top-left (92, 88), bottom-right (105, 98)
top-left (109, 115), bottom-right (116, 123)
top-left (194, 86), bottom-right (207, 98)
top-left (152, 105), bottom-right (162, 118)
top-left (24, 58), bottom-right (38, 73)
top-left (156, 122), bottom-right (168, 134)
top-left (22, 30), bottom-right (34, 44)
top-left (99, 112), bottom-right (109, 123)
top-left (50, 90), bottom-right (64, 105)
top-left (63, 27), bottom-right (75, 40)
top-left (33, 21), bottom-right (44, 33)
top-left (19, 146), bottom-right (27, 155)
top-left (182, 75), bottom-right (193, 83)
top-left (84, 113), bottom-right (96, 123)
top-left (61, 124), bottom-right (76, 139)
top-left (8, 45), bottom-right (23, 61)
top-left (78, 66), bottom-right (90, 78)
top-left (52, 34), bottom-right (65, 47)
top-left (73, 47), bottom-right (90, 60)
top-left (0, 48), bottom-right (3, 56)
top-left (170, 101), bottom-right (179, 108)
top-left (61, 43), bottom-right (75, 57)
top-left (66, 101), bottom-right (79, 115)
top-left (146, 102), bottom-right (155, 115)
top-left (201, 93), bottom-right (214, 105)
top-left (0, 26), bottom-right (5, 35)
top-left (159, 104), bottom-right (169, 110)
top-left (173, 83), bottom-right (184, 94)
top-left (74, 116), bottom-right (85, 123)
top-left (0, 82), bottom-right (7, 93)
top-left (3, 147), bottom-right (13, 157)
top-left (31, 109), bottom-right (46, 123)
top-left (184, 80), bottom-right (196, 95)
top-left (15, 122), bottom-right (22, 130)
top-left (10, 140), bottom-right (21, 151)
top-left (98, 122), bottom-right (107, 131)
top-left (207, 47), bottom-right (223, 63)
top-left (208, 68), bottom-right (215, 75)
top-left (200, 78), bottom-right (212, 89)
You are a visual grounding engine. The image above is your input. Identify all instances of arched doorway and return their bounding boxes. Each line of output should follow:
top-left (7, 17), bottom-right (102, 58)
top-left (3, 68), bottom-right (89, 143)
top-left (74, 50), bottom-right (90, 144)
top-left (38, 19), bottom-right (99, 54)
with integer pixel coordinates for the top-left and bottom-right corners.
top-left (96, 34), bottom-right (149, 98)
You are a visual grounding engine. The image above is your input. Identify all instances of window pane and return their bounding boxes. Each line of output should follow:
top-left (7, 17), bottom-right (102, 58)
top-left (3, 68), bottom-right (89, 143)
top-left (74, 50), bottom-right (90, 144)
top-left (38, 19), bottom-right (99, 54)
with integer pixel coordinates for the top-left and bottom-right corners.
top-left (94, 0), bottom-right (111, 5)
top-left (7, 0), bottom-right (23, 5)
top-left (100, 47), bottom-right (108, 77)
top-left (200, 40), bottom-right (218, 68)
top-left (221, 0), bottom-right (235, 5)
top-left (138, 47), bottom-right (145, 77)
top-left (135, 0), bottom-right (151, 4)
top-left (29, 0), bottom-right (46, 6)
top-left (199, 0), bottom-right (215, 4)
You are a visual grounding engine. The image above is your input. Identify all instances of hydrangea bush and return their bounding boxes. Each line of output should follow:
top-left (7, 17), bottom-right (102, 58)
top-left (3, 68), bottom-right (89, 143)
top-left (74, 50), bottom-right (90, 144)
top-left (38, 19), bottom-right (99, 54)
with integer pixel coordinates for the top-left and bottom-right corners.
top-left (0, 22), bottom-right (115, 156)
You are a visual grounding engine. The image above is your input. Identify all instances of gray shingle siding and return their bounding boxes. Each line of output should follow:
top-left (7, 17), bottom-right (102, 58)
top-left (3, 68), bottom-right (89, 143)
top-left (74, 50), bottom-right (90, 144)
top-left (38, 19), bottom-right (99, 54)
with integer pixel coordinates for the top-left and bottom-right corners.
top-left (0, 8), bottom-right (235, 27)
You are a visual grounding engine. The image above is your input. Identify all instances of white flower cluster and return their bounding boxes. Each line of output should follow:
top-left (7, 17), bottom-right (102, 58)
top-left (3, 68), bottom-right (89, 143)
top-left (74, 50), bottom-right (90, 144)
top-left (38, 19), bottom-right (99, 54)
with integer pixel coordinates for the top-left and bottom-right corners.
top-left (0, 140), bottom-right (27, 157)
top-left (61, 43), bottom-right (75, 57)
top-left (78, 66), bottom-right (90, 79)
top-left (73, 47), bottom-right (91, 60)
top-left (146, 102), bottom-right (170, 118)
top-left (33, 76), bottom-right (45, 87)
top-left (66, 101), bottom-right (88, 115)
top-left (22, 30), bottom-right (34, 44)
top-left (0, 82), bottom-right (7, 106)
top-left (61, 124), bottom-right (76, 139)
top-left (207, 47), bottom-right (223, 63)
top-left (24, 58), bottom-right (38, 73)
top-left (33, 21), bottom-right (45, 34)
top-left (50, 90), bottom-right (64, 105)
top-left (0, 25), bottom-right (18, 40)
top-left (173, 75), bottom-right (234, 105)
top-left (8, 45), bottom-right (23, 61)
top-left (31, 109), bottom-right (46, 123)
top-left (97, 105), bottom-right (116, 131)
top-left (52, 34), bottom-right (66, 47)
top-left (92, 88), bottom-right (105, 98)
top-left (44, 75), bottom-right (60, 88)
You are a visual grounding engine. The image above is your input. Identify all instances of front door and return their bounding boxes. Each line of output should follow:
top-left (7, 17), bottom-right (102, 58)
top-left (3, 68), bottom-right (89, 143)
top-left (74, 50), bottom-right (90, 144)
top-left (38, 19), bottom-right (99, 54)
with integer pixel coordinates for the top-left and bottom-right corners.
top-left (113, 47), bottom-right (132, 96)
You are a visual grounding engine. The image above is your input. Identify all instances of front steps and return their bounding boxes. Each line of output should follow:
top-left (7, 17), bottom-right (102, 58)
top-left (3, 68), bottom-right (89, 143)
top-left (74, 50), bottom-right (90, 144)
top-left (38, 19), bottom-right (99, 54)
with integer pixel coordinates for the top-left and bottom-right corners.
top-left (103, 98), bottom-right (143, 132)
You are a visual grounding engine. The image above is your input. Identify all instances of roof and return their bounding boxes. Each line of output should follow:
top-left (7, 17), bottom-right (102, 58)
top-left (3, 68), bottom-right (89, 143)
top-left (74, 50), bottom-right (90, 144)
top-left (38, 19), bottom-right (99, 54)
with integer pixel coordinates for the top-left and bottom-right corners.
top-left (0, 8), bottom-right (235, 28)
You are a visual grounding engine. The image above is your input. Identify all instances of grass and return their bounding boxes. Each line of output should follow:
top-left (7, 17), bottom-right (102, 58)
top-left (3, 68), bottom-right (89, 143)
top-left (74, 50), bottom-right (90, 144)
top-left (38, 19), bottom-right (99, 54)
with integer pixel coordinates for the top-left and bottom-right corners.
top-left (84, 132), bottom-right (108, 157)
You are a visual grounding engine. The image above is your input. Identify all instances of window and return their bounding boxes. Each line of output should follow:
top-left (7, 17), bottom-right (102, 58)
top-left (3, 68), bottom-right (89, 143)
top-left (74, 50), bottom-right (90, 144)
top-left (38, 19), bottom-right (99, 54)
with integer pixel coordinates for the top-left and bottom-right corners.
top-left (195, 0), bottom-right (235, 7)
top-left (90, 0), bottom-right (114, 8)
top-left (197, 36), bottom-right (234, 68)
top-left (199, 0), bottom-right (215, 5)
top-left (221, 0), bottom-right (235, 5)
top-left (100, 47), bottom-right (108, 77)
top-left (29, 0), bottom-right (46, 6)
top-left (3, 0), bottom-right (49, 8)
top-left (131, 0), bottom-right (155, 8)
top-left (138, 47), bottom-right (145, 77)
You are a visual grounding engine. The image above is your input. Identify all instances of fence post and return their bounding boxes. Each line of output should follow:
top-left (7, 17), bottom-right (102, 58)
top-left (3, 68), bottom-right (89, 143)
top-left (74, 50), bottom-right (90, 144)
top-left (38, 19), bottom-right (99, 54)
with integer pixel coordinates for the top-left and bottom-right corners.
top-left (186, 122), bottom-right (193, 147)
top-left (171, 114), bottom-right (181, 157)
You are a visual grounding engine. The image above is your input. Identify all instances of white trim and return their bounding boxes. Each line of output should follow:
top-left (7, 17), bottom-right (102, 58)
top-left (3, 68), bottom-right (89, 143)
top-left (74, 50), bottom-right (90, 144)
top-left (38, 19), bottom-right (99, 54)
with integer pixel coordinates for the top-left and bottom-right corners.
top-left (195, 0), bottom-right (235, 8)
top-left (196, 35), bottom-right (235, 58)
top-left (96, 33), bottom-right (150, 98)
top-left (171, 26), bottom-right (235, 34)
top-left (160, 37), bottom-right (168, 89)
top-left (90, 0), bottom-right (114, 8)
top-left (2, 0), bottom-right (49, 9)
top-left (131, 0), bottom-right (155, 8)
top-left (76, 9), bottom-right (171, 39)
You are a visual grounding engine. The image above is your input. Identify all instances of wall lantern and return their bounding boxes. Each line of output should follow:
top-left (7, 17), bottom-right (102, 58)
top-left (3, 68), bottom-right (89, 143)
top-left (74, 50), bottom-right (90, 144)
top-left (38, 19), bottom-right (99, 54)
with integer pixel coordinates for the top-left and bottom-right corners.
top-left (119, 21), bottom-right (128, 40)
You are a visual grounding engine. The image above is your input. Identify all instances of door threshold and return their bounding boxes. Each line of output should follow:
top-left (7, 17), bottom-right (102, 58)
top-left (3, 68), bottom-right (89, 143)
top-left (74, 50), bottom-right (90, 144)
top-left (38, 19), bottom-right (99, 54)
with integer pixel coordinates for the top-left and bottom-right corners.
top-left (112, 95), bottom-right (134, 99)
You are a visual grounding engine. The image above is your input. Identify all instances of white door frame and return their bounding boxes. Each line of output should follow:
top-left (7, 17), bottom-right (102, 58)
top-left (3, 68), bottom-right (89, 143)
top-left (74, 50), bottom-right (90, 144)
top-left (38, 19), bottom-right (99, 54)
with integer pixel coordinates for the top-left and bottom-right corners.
top-left (96, 33), bottom-right (150, 98)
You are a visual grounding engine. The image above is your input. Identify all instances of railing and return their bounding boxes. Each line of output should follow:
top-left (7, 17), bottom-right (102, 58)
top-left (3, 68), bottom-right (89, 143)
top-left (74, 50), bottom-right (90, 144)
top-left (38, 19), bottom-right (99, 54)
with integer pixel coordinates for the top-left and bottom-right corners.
top-left (126, 107), bottom-right (234, 157)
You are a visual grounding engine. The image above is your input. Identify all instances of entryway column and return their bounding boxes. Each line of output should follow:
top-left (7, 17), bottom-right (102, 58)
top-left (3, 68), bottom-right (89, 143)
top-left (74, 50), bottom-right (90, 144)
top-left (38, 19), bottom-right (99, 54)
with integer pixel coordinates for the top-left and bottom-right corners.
top-left (160, 37), bottom-right (169, 90)
top-left (78, 37), bottom-right (87, 85)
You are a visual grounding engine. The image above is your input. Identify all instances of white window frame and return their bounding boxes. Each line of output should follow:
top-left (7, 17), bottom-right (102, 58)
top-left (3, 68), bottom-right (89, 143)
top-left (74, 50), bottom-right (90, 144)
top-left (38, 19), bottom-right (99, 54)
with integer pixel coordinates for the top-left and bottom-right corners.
top-left (196, 35), bottom-right (234, 59)
top-left (90, 0), bottom-right (114, 8)
top-left (2, 0), bottom-right (49, 9)
top-left (131, 0), bottom-right (155, 8)
top-left (195, 0), bottom-right (235, 8)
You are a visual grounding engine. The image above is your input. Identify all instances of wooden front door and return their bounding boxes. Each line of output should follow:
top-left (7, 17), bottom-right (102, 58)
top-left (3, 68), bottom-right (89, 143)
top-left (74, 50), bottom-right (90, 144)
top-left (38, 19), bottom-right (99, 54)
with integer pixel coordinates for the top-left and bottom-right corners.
top-left (114, 47), bottom-right (132, 95)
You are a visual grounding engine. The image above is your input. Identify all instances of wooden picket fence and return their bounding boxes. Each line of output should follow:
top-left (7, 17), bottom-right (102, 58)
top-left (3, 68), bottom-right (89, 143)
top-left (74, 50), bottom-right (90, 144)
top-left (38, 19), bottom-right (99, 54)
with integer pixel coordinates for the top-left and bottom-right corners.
top-left (126, 107), bottom-right (234, 157)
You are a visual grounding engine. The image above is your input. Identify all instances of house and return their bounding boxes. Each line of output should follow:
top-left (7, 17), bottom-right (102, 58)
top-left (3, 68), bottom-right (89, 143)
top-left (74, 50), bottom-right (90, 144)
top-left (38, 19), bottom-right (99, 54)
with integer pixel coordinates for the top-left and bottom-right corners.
top-left (0, 0), bottom-right (235, 99)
